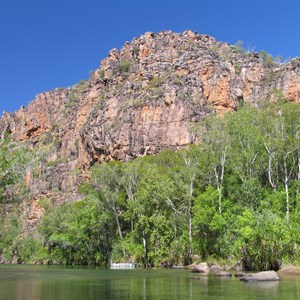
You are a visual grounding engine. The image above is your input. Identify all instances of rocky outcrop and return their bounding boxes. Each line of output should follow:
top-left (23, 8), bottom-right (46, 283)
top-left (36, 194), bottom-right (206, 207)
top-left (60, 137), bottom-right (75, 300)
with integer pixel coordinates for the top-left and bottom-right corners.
top-left (82, 30), bottom-right (300, 163)
top-left (190, 262), bottom-right (210, 273)
top-left (209, 264), bottom-right (222, 273)
top-left (278, 266), bottom-right (300, 276)
top-left (240, 271), bottom-right (280, 282)
top-left (1, 30), bottom-right (300, 228)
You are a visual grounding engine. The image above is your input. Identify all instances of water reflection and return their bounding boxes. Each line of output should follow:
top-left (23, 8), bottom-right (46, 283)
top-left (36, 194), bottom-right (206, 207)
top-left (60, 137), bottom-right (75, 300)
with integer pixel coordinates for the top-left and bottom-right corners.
top-left (143, 278), bottom-right (146, 300)
top-left (245, 281), bottom-right (280, 292)
top-left (1, 266), bottom-right (300, 300)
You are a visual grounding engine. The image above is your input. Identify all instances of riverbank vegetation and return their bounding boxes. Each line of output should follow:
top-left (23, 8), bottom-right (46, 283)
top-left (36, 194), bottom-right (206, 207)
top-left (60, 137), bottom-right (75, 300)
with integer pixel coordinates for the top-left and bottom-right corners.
top-left (1, 100), bottom-right (300, 271)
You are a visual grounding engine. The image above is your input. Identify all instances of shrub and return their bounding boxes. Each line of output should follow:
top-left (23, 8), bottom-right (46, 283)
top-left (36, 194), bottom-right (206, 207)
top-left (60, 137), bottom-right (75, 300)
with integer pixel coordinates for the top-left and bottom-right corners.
top-left (98, 69), bottom-right (105, 78)
top-left (148, 74), bottom-right (167, 88)
top-left (258, 50), bottom-right (274, 66)
top-left (117, 60), bottom-right (131, 73)
top-left (239, 212), bottom-right (294, 271)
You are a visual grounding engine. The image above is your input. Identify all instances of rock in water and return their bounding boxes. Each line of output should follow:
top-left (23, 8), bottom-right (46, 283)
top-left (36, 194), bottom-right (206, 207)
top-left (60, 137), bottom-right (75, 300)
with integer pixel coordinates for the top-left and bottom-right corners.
top-left (240, 271), bottom-right (280, 282)
top-left (216, 271), bottom-right (232, 277)
top-left (190, 262), bottom-right (210, 273)
top-left (210, 264), bottom-right (222, 273)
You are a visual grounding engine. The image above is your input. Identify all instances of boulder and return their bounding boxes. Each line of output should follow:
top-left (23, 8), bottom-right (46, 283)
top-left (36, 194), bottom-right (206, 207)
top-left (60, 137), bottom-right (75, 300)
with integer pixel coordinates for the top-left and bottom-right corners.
top-left (216, 271), bottom-right (232, 277)
top-left (210, 264), bottom-right (222, 273)
top-left (278, 266), bottom-right (300, 276)
top-left (190, 262), bottom-right (210, 273)
top-left (240, 270), bottom-right (280, 282)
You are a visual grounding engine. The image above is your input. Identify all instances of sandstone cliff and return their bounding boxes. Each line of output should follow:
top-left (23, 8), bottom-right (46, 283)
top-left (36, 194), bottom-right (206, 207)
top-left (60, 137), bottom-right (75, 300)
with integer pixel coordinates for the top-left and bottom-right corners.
top-left (1, 30), bottom-right (300, 227)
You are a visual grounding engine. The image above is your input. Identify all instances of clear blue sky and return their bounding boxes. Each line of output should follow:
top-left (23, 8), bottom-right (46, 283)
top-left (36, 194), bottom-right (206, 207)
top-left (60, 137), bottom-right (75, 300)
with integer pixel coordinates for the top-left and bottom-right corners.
top-left (0, 0), bottom-right (299, 114)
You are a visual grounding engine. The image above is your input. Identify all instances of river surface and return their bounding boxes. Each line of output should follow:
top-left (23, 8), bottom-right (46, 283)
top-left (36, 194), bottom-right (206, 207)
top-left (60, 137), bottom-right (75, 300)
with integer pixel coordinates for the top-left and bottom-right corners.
top-left (1, 265), bottom-right (300, 300)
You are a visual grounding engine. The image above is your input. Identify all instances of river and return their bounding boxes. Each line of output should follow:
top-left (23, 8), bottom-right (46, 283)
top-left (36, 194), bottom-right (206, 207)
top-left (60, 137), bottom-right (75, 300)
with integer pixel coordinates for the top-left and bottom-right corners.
top-left (0, 265), bottom-right (300, 299)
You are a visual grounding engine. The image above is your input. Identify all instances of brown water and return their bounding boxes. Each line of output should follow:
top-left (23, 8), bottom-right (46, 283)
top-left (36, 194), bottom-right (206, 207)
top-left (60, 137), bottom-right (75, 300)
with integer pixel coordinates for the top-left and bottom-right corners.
top-left (0, 265), bottom-right (300, 300)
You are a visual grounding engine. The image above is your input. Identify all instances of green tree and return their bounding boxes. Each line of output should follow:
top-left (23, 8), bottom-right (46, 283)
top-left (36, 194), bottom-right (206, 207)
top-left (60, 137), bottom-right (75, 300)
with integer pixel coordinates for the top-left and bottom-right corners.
top-left (91, 161), bottom-right (125, 245)
top-left (237, 210), bottom-right (294, 271)
top-left (193, 186), bottom-right (230, 259)
top-left (133, 159), bottom-right (175, 266)
top-left (39, 194), bottom-right (114, 265)
top-left (262, 102), bottom-right (300, 222)
top-left (225, 106), bottom-right (266, 208)
top-left (198, 115), bottom-right (230, 213)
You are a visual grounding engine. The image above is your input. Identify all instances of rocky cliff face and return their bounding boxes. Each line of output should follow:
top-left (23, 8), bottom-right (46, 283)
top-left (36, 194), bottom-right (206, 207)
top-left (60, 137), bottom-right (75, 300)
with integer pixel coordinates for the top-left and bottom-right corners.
top-left (1, 30), bottom-right (300, 227)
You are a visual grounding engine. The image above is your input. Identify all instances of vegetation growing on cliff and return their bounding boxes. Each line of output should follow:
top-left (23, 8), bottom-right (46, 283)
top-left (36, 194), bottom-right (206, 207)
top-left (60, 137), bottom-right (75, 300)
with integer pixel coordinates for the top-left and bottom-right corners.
top-left (0, 137), bottom-right (41, 261)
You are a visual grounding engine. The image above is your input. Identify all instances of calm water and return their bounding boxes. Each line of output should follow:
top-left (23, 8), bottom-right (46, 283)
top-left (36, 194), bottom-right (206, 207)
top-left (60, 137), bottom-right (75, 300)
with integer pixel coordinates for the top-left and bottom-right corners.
top-left (1, 265), bottom-right (300, 300)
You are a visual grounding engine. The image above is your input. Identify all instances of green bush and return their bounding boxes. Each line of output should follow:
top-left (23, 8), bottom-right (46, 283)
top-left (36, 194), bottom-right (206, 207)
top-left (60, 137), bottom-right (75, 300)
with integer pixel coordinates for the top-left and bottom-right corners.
top-left (148, 74), bottom-right (167, 88)
top-left (117, 60), bottom-right (131, 73)
top-left (238, 212), bottom-right (294, 271)
top-left (98, 69), bottom-right (105, 78)
top-left (259, 50), bottom-right (274, 66)
top-left (17, 236), bottom-right (48, 263)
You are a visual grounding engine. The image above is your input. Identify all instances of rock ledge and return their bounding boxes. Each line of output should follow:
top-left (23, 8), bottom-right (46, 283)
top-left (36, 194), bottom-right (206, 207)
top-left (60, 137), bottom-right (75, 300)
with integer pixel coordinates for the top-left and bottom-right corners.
top-left (240, 271), bottom-right (280, 282)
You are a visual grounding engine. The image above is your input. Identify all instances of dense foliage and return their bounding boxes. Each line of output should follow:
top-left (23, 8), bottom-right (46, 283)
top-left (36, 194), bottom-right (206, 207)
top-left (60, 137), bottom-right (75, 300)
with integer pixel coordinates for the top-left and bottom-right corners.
top-left (2, 101), bottom-right (300, 270)
top-left (0, 136), bottom-right (39, 261)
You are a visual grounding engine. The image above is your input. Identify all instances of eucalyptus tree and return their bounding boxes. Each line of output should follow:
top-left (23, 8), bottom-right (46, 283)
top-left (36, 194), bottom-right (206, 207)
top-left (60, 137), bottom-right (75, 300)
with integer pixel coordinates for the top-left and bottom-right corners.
top-left (118, 158), bottom-right (149, 262)
top-left (227, 106), bottom-right (266, 180)
top-left (171, 147), bottom-right (201, 259)
top-left (120, 158), bottom-right (142, 232)
top-left (132, 155), bottom-right (177, 265)
top-left (198, 115), bottom-right (230, 213)
top-left (225, 106), bottom-right (266, 208)
top-left (261, 102), bottom-right (300, 222)
top-left (91, 161), bottom-right (125, 247)
top-left (149, 149), bottom-right (201, 263)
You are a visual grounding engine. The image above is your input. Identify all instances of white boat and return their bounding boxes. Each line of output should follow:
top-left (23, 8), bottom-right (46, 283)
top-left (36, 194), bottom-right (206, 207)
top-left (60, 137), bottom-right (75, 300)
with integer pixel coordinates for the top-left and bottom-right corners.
top-left (110, 263), bottom-right (138, 269)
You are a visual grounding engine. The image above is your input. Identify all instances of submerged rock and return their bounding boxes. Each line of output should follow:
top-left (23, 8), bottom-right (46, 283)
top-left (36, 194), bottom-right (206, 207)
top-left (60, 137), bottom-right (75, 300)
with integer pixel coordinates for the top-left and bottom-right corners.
top-left (216, 271), bottom-right (232, 277)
